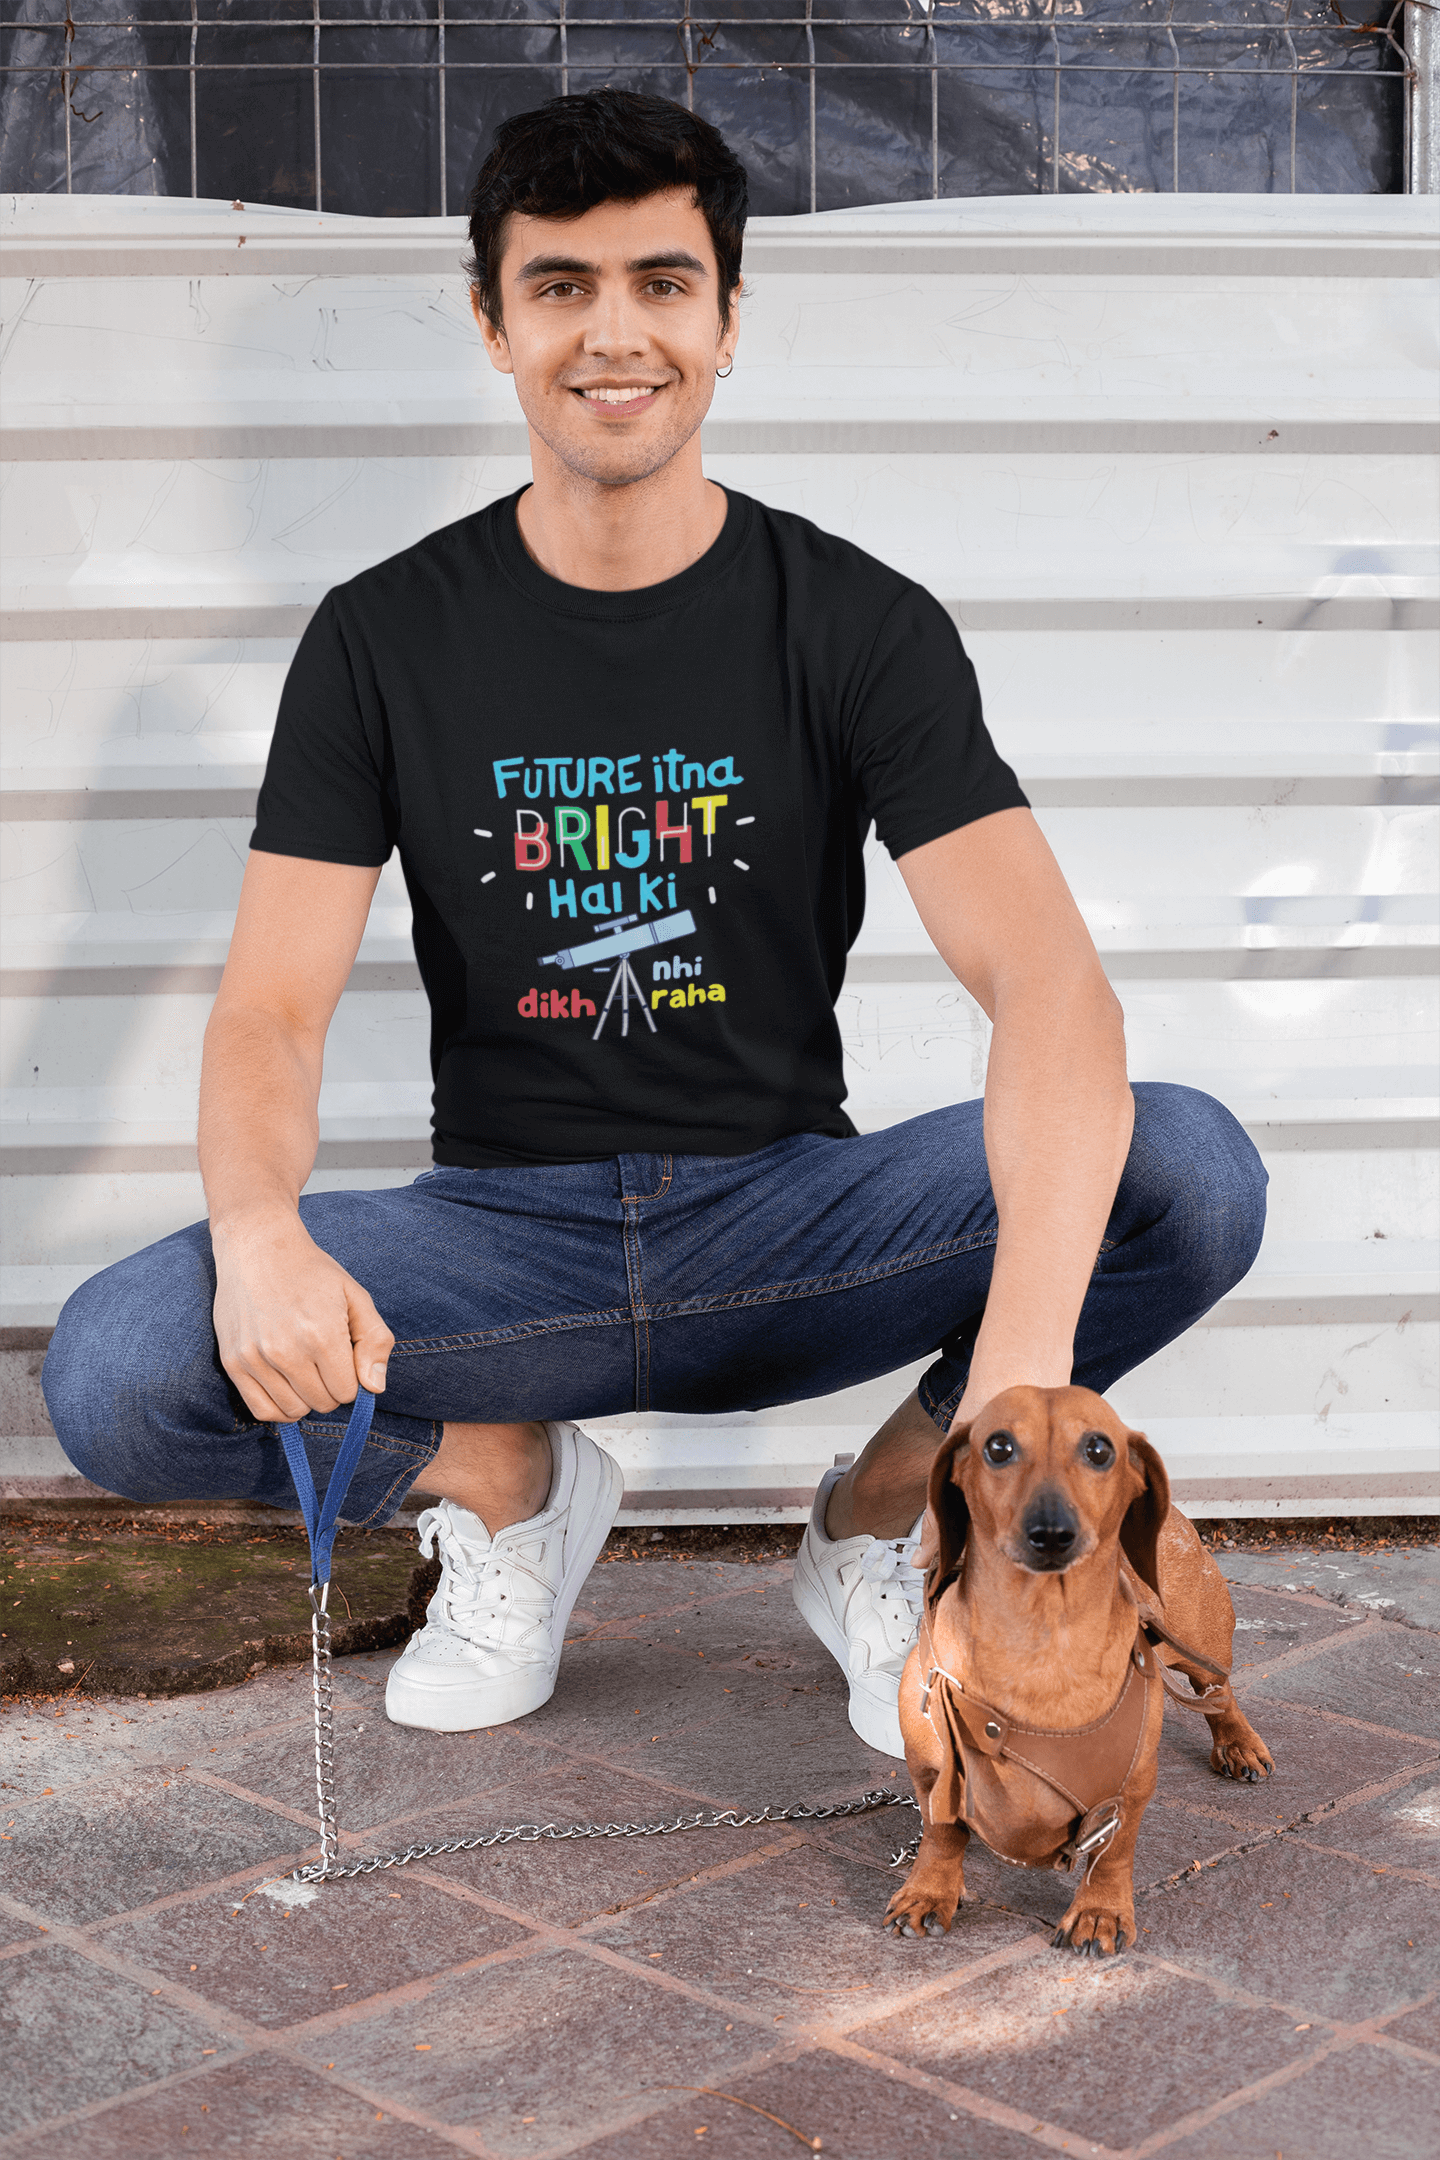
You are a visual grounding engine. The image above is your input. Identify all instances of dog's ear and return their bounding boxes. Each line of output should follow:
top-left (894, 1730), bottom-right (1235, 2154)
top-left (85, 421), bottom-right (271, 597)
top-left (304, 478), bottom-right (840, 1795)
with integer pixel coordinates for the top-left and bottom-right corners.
top-left (926, 1423), bottom-right (972, 1597)
top-left (1119, 1431), bottom-right (1170, 1597)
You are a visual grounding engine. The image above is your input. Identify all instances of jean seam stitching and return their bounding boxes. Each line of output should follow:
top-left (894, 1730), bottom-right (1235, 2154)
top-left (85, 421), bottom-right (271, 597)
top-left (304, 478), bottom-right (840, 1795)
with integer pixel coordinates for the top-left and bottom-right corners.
top-left (391, 1310), bottom-right (631, 1355)
top-left (637, 1206), bottom-right (654, 1413)
top-left (922, 1376), bottom-right (966, 1431)
top-left (292, 1425), bottom-right (431, 1462)
top-left (353, 1449), bottom-right (433, 1527)
top-left (621, 1157), bottom-right (673, 1205)
top-left (640, 1233), bottom-right (999, 1317)
top-left (624, 1198), bottom-right (652, 1412)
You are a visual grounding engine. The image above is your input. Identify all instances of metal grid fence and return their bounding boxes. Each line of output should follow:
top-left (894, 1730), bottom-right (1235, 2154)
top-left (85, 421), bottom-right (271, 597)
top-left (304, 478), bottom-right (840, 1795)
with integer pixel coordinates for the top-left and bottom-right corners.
top-left (0, 2), bottom-right (1423, 215)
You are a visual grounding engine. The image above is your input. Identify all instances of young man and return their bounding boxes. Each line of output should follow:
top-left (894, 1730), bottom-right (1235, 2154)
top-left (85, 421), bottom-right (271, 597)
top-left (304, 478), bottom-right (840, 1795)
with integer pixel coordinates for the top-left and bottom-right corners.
top-left (44, 92), bottom-right (1265, 1756)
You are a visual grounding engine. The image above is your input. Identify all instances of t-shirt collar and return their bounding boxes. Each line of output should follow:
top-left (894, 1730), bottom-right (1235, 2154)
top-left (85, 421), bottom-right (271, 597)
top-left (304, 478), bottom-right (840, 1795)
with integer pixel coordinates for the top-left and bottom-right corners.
top-left (487, 484), bottom-right (752, 621)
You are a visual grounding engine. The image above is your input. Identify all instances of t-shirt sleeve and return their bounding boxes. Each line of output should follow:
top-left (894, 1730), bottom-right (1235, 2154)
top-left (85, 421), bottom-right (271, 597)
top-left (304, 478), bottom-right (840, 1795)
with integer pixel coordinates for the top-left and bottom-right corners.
top-left (251, 594), bottom-right (396, 867)
top-left (846, 584), bottom-right (1028, 859)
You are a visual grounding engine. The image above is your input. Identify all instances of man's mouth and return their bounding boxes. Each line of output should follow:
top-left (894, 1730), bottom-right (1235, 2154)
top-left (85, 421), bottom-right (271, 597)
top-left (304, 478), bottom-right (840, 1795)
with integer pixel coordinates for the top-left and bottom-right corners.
top-left (575, 384), bottom-right (664, 407)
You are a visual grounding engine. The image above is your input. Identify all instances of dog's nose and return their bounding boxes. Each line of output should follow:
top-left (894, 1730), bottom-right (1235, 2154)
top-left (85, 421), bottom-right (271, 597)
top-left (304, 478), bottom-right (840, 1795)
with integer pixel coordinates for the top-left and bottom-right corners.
top-left (1022, 1491), bottom-right (1078, 1565)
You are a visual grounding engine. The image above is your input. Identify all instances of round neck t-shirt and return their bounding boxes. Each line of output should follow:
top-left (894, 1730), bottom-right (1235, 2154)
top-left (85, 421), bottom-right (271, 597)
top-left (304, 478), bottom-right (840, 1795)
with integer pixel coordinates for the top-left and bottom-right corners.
top-left (250, 487), bottom-right (1027, 1167)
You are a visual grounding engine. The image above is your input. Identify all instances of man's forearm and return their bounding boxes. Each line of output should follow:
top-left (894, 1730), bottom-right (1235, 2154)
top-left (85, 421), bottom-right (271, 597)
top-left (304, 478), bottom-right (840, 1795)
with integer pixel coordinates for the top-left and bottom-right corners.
top-left (198, 1003), bottom-right (324, 1239)
top-left (957, 970), bottom-right (1132, 1421)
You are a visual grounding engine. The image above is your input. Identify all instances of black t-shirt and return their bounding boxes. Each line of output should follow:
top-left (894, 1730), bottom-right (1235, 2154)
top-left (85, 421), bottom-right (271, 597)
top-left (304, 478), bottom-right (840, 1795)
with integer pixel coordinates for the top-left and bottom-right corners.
top-left (252, 488), bottom-right (1027, 1167)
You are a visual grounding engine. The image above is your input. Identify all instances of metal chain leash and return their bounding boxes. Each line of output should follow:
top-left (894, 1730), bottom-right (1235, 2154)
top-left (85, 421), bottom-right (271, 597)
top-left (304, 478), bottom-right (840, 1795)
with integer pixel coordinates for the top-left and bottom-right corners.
top-left (306, 1582), bottom-right (340, 1877)
top-left (290, 1592), bottom-right (919, 1888)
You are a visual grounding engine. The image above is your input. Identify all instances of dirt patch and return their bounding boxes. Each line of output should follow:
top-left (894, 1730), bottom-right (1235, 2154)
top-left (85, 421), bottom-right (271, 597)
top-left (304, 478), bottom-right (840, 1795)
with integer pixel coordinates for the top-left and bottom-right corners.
top-left (0, 1521), bottom-right (437, 1701)
top-left (1195, 1516), bottom-right (1438, 1558)
top-left (598, 1524), bottom-right (806, 1565)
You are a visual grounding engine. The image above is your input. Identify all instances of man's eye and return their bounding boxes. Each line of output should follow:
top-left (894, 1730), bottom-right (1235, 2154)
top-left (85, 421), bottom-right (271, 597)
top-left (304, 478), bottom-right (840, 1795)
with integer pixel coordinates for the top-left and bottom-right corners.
top-left (982, 1433), bottom-right (1016, 1466)
top-left (646, 279), bottom-right (681, 297)
top-left (542, 282), bottom-right (581, 299)
top-left (1082, 1432), bottom-right (1116, 1469)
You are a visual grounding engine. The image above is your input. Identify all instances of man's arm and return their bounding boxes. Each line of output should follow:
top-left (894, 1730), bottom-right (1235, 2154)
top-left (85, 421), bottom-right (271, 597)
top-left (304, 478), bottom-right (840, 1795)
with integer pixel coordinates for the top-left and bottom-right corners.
top-left (199, 851), bottom-right (392, 1424)
top-left (898, 806), bottom-right (1133, 1426)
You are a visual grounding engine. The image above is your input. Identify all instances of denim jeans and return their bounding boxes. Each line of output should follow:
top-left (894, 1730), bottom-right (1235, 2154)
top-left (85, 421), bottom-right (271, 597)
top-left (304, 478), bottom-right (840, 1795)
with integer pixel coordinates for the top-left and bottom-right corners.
top-left (42, 1083), bottom-right (1266, 1528)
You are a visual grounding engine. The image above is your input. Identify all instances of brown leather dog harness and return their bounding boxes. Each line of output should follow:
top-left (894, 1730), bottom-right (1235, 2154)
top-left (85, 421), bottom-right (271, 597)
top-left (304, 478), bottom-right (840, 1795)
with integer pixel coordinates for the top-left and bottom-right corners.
top-left (918, 1594), bottom-right (1232, 1880)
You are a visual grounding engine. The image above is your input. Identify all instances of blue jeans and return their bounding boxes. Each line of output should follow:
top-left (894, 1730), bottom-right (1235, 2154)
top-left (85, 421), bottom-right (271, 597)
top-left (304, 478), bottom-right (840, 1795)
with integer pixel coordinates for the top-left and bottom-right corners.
top-left (42, 1084), bottom-right (1265, 1528)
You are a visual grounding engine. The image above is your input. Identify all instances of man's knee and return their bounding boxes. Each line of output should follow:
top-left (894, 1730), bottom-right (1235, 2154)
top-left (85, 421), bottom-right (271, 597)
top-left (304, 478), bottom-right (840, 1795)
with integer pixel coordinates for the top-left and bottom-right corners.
top-left (1126, 1082), bottom-right (1268, 1297)
top-left (42, 1225), bottom-right (225, 1499)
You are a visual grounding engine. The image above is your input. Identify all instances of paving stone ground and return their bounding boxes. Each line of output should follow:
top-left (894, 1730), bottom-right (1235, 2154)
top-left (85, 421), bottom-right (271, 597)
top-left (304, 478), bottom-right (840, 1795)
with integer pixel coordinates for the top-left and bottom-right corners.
top-left (2, 1551), bottom-right (1435, 2158)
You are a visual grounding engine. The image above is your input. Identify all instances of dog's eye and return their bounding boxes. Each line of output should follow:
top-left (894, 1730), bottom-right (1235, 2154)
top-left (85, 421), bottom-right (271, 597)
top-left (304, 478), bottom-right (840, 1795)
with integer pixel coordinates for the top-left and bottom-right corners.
top-left (1082, 1432), bottom-right (1116, 1469)
top-left (982, 1432), bottom-right (1017, 1466)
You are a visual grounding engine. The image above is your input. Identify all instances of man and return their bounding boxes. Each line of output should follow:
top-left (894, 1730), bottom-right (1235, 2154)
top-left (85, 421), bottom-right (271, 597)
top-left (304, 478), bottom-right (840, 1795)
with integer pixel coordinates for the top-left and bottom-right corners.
top-left (43, 91), bottom-right (1266, 1757)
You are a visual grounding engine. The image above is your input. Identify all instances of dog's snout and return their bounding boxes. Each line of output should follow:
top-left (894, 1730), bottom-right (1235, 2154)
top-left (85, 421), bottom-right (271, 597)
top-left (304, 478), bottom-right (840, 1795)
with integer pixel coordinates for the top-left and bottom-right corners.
top-left (1022, 1489), bottom-right (1079, 1569)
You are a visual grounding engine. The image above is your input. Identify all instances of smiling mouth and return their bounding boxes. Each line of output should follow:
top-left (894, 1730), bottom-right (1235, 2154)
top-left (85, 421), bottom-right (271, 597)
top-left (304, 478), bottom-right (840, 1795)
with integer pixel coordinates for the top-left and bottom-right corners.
top-left (575, 384), bottom-right (665, 407)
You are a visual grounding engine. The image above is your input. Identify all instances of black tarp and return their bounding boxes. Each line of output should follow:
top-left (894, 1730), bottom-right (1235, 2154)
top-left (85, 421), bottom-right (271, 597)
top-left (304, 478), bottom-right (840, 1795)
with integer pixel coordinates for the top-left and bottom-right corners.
top-left (0, 1), bottom-right (1409, 213)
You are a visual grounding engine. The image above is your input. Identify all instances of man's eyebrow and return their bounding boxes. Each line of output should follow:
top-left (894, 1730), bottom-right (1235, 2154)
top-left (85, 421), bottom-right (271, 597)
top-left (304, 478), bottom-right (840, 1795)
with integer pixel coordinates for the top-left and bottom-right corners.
top-left (515, 254), bottom-right (597, 283)
top-left (626, 251), bottom-right (709, 277)
top-left (513, 250), bottom-right (710, 283)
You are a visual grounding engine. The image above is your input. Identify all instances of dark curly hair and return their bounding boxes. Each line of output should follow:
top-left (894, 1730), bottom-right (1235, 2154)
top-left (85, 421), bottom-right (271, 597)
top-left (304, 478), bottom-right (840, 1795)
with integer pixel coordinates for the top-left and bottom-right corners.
top-left (465, 89), bottom-right (749, 333)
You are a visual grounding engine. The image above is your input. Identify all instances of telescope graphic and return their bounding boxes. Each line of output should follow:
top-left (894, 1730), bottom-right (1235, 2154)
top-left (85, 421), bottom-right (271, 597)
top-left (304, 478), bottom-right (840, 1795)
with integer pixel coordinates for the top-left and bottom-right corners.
top-left (539, 910), bottom-right (698, 1042)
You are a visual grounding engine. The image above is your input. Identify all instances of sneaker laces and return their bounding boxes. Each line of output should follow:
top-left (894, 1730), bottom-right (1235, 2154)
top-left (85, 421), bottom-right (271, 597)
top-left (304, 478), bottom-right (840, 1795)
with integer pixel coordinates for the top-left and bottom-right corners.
top-left (416, 1505), bottom-right (550, 1665)
top-left (854, 1529), bottom-right (926, 1659)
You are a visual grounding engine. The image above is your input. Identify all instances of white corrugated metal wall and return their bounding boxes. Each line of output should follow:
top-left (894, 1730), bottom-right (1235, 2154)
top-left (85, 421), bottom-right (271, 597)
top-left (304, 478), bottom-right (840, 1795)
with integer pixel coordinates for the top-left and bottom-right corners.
top-left (2, 191), bottom-right (1437, 1519)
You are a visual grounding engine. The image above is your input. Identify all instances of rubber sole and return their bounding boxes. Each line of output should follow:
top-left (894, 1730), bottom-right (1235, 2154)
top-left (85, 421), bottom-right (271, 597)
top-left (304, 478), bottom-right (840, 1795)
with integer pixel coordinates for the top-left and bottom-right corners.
top-left (384, 1433), bottom-right (625, 1734)
top-left (384, 1659), bottom-right (558, 1734)
top-left (792, 1538), bottom-right (906, 1758)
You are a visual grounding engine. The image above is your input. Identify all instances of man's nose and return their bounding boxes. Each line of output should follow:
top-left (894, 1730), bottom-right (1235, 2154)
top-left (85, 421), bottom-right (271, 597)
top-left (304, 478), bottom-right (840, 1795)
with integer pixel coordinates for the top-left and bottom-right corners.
top-left (584, 296), bottom-right (649, 357)
top-left (1022, 1488), bottom-right (1079, 1564)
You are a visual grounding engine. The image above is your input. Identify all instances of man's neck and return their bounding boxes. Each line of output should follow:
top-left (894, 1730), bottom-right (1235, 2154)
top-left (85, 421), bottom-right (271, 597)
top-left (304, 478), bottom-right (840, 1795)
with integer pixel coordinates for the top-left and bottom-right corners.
top-left (515, 442), bottom-right (728, 593)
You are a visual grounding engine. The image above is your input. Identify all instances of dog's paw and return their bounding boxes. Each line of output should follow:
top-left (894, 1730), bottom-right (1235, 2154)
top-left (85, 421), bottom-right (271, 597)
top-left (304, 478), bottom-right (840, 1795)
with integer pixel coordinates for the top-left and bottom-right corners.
top-left (1210, 1721), bottom-right (1274, 1783)
top-left (883, 1881), bottom-right (960, 1941)
top-left (1052, 1906), bottom-right (1134, 1957)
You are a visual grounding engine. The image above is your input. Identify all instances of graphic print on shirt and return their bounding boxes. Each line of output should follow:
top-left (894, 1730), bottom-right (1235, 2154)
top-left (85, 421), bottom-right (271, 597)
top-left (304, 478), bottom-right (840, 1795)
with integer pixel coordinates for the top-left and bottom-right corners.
top-left (481, 748), bottom-right (750, 1041)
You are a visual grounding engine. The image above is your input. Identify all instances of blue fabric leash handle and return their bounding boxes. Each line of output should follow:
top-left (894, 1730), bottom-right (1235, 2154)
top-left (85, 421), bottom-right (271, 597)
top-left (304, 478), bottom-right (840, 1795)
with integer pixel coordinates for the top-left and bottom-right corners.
top-left (278, 1386), bottom-right (376, 1590)
top-left (278, 1387), bottom-right (375, 1879)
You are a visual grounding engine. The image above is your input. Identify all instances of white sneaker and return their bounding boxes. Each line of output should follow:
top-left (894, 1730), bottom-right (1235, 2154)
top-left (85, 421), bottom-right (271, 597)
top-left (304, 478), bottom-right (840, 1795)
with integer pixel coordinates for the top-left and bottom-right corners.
top-left (791, 1467), bottom-right (926, 1757)
top-left (385, 1421), bottom-right (623, 1733)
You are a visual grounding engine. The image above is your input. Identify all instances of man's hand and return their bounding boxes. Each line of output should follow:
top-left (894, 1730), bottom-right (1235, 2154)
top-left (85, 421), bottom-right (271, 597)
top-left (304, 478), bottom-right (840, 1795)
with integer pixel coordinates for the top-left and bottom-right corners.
top-left (212, 1207), bottom-right (394, 1425)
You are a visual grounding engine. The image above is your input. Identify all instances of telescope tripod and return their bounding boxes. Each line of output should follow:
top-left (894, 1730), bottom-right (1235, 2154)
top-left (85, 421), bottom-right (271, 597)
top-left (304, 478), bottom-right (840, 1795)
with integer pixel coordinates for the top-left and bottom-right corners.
top-left (592, 954), bottom-right (657, 1042)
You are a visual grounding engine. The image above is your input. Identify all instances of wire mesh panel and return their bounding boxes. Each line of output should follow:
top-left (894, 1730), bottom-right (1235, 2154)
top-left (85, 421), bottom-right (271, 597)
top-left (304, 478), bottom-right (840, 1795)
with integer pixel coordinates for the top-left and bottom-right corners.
top-left (0, 2), bottom-right (1417, 214)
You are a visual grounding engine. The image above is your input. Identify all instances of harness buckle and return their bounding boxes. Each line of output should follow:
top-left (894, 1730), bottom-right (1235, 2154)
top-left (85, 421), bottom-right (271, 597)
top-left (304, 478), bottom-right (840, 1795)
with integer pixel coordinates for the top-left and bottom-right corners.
top-left (1059, 1799), bottom-right (1121, 1876)
top-left (308, 1579), bottom-right (330, 1618)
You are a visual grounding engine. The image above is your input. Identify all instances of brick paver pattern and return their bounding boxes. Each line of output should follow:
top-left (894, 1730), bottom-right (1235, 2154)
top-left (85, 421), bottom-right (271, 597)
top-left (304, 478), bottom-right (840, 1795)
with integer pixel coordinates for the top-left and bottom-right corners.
top-left (2, 1559), bottom-right (1435, 2158)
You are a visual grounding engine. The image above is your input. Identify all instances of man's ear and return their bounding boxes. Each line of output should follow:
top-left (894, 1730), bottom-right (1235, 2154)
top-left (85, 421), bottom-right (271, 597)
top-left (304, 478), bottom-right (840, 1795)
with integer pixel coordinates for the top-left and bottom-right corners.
top-left (1119, 1432), bottom-right (1171, 1597)
top-left (471, 288), bottom-right (513, 376)
top-left (926, 1424), bottom-right (972, 1597)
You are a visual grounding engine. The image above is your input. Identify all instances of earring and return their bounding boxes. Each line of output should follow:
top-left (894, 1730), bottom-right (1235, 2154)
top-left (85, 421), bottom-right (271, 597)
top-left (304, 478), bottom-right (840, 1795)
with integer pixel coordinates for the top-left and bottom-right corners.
top-left (715, 359), bottom-right (734, 379)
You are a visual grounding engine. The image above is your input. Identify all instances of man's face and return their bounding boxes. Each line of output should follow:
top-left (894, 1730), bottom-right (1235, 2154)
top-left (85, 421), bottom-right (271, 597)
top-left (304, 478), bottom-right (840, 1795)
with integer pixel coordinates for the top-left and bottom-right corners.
top-left (475, 189), bottom-right (738, 489)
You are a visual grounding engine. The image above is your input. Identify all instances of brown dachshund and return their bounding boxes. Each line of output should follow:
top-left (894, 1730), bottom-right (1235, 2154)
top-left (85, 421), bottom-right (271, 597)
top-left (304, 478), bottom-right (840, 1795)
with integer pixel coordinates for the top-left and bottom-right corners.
top-left (885, 1384), bottom-right (1272, 1957)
